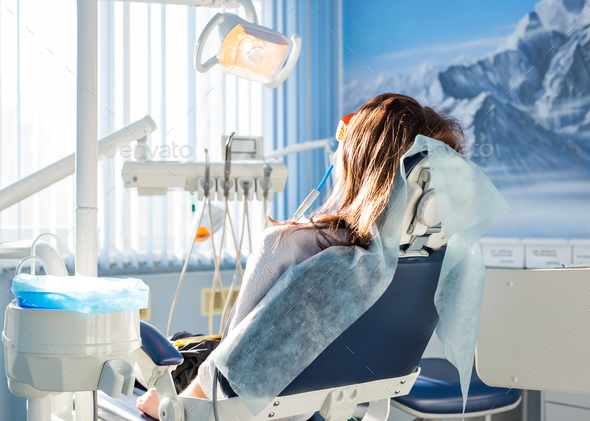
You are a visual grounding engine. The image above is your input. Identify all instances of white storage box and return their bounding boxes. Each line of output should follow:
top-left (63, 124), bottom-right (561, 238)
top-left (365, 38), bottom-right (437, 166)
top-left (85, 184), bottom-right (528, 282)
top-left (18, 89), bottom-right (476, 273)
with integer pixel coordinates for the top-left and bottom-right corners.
top-left (479, 237), bottom-right (524, 268)
top-left (522, 238), bottom-right (571, 269)
top-left (570, 239), bottom-right (590, 265)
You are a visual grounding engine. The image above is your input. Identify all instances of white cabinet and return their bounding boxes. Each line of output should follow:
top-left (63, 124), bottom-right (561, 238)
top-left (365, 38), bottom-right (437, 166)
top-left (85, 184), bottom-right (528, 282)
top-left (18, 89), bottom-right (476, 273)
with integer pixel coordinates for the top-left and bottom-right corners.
top-left (543, 392), bottom-right (590, 421)
top-left (545, 403), bottom-right (590, 420)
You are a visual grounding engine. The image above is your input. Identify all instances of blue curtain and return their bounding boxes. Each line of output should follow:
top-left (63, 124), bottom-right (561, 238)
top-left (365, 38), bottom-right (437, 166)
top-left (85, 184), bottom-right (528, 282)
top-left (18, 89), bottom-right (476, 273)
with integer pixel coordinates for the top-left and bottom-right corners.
top-left (262, 0), bottom-right (342, 221)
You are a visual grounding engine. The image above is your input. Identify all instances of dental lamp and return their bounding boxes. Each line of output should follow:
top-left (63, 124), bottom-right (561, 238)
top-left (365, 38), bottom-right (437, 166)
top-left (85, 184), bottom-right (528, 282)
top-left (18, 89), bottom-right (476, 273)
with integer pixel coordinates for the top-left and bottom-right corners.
top-left (194, 0), bottom-right (302, 88)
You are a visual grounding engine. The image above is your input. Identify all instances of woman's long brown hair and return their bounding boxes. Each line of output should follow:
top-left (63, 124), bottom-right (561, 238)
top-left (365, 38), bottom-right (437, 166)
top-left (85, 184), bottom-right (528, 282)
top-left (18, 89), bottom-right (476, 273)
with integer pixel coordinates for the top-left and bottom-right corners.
top-left (269, 93), bottom-right (465, 250)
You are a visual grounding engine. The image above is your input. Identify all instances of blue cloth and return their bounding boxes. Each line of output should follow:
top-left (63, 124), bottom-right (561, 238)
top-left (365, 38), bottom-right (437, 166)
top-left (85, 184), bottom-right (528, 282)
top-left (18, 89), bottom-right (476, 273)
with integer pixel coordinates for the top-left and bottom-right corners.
top-left (214, 135), bottom-right (508, 415)
top-left (12, 274), bottom-right (149, 314)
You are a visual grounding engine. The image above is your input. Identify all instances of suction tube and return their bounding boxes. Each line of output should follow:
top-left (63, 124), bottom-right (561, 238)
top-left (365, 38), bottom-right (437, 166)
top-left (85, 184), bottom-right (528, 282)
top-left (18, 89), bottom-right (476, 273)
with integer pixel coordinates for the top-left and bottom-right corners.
top-left (293, 164), bottom-right (333, 220)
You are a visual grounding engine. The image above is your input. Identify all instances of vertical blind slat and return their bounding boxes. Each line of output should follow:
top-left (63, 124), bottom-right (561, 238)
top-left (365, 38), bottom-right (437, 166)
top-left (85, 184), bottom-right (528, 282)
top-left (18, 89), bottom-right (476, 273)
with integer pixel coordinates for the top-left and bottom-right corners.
top-left (0, 1), bottom-right (341, 272)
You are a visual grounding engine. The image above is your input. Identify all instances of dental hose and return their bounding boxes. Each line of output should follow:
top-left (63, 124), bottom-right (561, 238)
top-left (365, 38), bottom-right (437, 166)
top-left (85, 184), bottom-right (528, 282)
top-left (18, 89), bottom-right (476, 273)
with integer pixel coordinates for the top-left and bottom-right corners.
top-left (263, 194), bottom-right (268, 228)
top-left (207, 197), bottom-right (228, 335)
top-left (210, 132), bottom-right (248, 334)
top-left (293, 164), bottom-right (334, 220)
top-left (219, 183), bottom-right (251, 333)
top-left (166, 191), bottom-right (208, 336)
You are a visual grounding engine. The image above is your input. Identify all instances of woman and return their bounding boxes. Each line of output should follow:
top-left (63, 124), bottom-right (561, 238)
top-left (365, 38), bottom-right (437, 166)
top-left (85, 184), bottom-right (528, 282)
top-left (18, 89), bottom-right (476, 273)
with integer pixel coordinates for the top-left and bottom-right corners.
top-left (137, 93), bottom-right (464, 420)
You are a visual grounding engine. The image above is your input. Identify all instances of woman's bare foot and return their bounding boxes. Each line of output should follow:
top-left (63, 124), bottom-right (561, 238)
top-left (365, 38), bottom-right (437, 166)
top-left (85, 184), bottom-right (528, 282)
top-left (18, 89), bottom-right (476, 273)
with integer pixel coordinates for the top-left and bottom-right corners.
top-left (137, 388), bottom-right (160, 419)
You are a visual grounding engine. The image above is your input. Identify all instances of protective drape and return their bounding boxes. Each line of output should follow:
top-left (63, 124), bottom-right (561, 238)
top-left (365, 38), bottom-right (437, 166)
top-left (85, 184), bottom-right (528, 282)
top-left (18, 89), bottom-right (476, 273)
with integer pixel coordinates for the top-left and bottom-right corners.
top-left (214, 135), bottom-right (509, 415)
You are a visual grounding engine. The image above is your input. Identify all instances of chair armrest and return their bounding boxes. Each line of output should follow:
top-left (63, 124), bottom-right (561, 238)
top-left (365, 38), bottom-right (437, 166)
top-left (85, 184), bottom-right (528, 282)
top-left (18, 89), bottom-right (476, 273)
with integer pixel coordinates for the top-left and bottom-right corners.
top-left (140, 321), bottom-right (183, 366)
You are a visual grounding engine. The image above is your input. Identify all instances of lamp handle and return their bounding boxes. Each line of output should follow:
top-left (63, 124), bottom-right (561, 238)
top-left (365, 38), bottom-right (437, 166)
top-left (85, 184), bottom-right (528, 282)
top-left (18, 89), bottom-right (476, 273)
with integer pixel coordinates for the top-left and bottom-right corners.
top-left (194, 13), bottom-right (225, 73)
top-left (264, 34), bottom-right (302, 89)
top-left (238, 0), bottom-right (258, 25)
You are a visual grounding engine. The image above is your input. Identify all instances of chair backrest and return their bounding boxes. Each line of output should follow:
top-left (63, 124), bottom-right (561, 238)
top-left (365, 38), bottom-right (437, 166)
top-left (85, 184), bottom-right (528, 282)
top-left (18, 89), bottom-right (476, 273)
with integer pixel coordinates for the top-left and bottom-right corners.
top-left (220, 153), bottom-right (445, 397)
top-left (280, 247), bottom-right (444, 395)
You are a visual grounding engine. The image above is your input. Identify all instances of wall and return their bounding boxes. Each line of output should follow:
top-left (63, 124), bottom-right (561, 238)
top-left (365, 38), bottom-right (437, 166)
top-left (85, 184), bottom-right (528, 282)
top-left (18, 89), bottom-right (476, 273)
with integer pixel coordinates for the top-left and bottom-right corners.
top-left (342, 0), bottom-right (590, 239)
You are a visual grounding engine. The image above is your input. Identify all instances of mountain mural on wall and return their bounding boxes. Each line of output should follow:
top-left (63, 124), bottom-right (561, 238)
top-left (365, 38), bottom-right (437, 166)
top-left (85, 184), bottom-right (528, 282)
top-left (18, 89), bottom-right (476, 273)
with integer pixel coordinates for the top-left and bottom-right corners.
top-left (344, 0), bottom-right (590, 237)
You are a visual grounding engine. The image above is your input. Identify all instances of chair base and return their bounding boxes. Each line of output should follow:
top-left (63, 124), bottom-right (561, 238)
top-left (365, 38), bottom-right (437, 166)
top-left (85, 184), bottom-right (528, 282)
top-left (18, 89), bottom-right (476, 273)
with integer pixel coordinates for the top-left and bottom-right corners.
top-left (390, 396), bottom-right (522, 420)
top-left (98, 372), bottom-right (421, 421)
top-left (180, 370), bottom-right (421, 421)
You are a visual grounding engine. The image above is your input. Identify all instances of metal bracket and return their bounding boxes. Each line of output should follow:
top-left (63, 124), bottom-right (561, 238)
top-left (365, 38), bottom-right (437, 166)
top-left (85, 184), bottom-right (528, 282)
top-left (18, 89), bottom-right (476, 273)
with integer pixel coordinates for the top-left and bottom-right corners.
top-left (155, 369), bottom-right (185, 421)
top-left (400, 226), bottom-right (443, 257)
top-left (319, 387), bottom-right (360, 421)
top-left (408, 235), bottom-right (429, 252)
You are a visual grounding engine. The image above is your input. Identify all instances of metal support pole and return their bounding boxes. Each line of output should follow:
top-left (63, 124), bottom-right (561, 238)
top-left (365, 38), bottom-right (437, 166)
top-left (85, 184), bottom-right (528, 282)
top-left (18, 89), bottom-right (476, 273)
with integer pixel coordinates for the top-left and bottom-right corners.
top-left (522, 390), bottom-right (529, 421)
top-left (27, 398), bottom-right (52, 421)
top-left (75, 0), bottom-right (98, 419)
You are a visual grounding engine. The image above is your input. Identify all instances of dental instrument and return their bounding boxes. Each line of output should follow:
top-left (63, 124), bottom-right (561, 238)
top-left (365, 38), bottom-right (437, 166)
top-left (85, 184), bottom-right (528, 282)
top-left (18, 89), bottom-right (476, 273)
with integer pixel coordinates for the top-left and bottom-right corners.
top-left (286, 115), bottom-right (352, 222)
top-left (293, 164), bottom-right (334, 220)
top-left (204, 147), bottom-right (211, 197)
top-left (216, 133), bottom-right (250, 333)
top-left (224, 133), bottom-right (236, 197)
top-left (262, 162), bottom-right (272, 228)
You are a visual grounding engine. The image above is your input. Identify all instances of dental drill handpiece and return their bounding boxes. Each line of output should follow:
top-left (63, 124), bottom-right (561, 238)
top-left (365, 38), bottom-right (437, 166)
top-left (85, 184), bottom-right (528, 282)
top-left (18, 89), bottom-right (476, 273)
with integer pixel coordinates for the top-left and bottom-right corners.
top-left (204, 148), bottom-right (211, 198)
top-left (224, 132), bottom-right (236, 197)
top-left (262, 162), bottom-right (273, 199)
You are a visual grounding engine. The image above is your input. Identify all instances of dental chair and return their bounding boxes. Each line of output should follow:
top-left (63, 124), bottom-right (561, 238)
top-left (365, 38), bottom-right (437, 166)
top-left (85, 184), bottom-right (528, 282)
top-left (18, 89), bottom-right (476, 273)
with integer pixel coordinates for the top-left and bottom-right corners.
top-left (97, 154), bottom-right (517, 421)
top-left (390, 358), bottom-right (522, 420)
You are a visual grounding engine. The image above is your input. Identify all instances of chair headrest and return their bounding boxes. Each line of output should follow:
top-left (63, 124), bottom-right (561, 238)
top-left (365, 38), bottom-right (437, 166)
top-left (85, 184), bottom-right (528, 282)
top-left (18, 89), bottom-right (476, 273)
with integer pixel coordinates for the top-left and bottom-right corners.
top-left (399, 156), bottom-right (448, 257)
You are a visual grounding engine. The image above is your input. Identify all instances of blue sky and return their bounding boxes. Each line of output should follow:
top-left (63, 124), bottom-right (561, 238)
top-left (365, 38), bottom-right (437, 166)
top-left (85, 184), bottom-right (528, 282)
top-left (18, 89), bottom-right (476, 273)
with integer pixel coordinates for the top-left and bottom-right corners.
top-left (343, 0), bottom-right (540, 80)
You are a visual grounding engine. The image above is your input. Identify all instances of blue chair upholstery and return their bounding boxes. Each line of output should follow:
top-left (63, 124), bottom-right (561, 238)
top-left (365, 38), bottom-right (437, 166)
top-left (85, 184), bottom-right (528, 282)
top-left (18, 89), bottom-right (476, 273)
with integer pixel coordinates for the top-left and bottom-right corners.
top-left (140, 320), bottom-right (184, 366)
top-left (282, 249), bottom-right (445, 395)
top-left (393, 358), bottom-right (522, 415)
top-left (219, 152), bottom-right (444, 397)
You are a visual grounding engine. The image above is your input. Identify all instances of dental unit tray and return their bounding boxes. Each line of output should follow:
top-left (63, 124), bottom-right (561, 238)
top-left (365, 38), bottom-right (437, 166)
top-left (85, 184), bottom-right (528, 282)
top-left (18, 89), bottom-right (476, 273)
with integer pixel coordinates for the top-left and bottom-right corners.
top-left (122, 159), bottom-right (287, 200)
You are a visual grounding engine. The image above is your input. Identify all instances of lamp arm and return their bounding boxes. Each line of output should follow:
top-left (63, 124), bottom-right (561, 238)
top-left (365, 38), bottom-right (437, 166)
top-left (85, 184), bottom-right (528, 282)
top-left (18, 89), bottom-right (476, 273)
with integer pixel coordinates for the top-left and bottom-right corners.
top-left (264, 34), bottom-right (302, 89)
top-left (194, 13), bottom-right (225, 73)
top-left (237, 0), bottom-right (258, 25)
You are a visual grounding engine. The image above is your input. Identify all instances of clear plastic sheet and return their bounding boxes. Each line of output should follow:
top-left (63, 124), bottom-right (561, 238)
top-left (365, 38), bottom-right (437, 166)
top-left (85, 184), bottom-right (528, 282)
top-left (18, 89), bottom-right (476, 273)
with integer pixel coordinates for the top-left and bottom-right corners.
top-left (12, 273), bottom-right (150, 314)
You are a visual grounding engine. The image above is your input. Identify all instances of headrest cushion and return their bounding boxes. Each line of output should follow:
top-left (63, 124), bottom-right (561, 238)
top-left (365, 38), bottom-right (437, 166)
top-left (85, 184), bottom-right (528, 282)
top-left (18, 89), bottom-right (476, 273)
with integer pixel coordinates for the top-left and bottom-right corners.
top-left (416, 190), bottom-right (440, 227)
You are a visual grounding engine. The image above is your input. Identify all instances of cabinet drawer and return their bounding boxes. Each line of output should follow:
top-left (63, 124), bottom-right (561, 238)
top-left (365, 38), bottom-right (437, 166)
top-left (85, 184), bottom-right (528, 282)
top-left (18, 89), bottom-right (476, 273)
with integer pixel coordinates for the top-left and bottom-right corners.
top-left (545, 402), bottom-right (590, 421)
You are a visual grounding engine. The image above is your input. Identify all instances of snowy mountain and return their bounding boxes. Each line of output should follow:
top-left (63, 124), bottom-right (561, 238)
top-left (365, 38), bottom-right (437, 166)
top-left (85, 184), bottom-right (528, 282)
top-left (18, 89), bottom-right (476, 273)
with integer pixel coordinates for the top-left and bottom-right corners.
top-left (343, 0), bottom-right (590, 186)
top-left (343, 61), bottom-right (444, 115)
